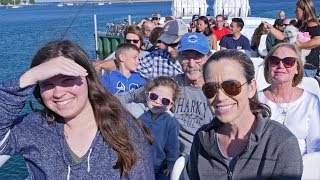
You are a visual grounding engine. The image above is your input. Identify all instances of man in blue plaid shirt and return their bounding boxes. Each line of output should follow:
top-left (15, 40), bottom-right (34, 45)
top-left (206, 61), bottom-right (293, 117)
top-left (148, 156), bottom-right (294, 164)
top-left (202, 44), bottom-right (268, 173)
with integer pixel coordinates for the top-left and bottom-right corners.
top-left (138, 19), bottom-right (188, 79)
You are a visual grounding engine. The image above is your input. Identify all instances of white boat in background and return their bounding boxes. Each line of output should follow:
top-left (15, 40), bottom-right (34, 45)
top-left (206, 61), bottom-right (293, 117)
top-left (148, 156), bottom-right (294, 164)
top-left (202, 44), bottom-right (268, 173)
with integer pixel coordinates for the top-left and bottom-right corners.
top-left (66, 3), bottom-right (74, 6)
top-left (97, 2), bottom-right (105, 5)
top-left (11, 0), bottom-right (21, 8)
top-left (57, 3), bottom-right (64, 7)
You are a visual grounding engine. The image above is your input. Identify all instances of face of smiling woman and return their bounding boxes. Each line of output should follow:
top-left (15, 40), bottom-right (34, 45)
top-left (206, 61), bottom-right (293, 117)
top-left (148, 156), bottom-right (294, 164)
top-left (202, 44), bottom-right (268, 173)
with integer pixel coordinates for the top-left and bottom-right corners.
top-left (204, 59), bottom-right (256, 125)
top-left (39, 74), bottom-right (92, 121)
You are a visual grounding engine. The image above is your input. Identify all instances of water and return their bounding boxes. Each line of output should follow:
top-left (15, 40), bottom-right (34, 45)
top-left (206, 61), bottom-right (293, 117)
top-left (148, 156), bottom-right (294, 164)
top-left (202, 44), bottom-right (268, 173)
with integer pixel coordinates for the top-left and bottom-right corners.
top-left (0, 0), bottom-right (319, 179)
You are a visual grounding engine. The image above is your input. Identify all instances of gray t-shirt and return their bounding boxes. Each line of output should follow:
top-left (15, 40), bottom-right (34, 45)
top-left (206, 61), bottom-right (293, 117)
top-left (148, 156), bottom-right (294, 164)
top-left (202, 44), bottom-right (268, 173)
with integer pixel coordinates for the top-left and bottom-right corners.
top-left (173, 74), bottom-right (214, 154)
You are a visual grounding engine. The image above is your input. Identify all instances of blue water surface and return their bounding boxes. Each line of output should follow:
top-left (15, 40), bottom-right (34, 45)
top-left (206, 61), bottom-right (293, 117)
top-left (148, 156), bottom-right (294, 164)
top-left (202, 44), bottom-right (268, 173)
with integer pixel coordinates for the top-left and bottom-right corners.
top-left (0, 0), bottom-right (319, 179)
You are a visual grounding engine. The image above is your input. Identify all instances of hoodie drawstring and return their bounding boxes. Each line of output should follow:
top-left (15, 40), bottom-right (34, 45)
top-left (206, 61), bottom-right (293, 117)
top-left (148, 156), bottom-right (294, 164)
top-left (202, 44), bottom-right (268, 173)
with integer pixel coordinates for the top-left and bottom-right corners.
top-left (87, 148), bottom-right (92, 172)
top-left (67, 165), bottom-right (71, 180)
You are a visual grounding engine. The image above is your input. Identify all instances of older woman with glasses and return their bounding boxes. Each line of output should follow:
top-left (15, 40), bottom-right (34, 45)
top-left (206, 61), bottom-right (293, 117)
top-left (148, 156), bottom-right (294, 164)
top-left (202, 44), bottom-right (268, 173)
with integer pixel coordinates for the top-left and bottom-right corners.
top-left (258, 43), bottom-right (320, 155)
top-left (263, 0), bottom-right (320, 77)
top-left (183, 49), bottom-right (302, 179)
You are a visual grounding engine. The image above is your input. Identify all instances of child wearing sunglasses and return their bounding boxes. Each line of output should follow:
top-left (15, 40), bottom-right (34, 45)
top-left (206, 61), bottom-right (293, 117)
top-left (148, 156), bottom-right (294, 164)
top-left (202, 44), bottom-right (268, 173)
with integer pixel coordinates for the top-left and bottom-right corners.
top-left (101, 43), bottom-right (146, 94)
top-left (117, 76), bottom-right (180, 179)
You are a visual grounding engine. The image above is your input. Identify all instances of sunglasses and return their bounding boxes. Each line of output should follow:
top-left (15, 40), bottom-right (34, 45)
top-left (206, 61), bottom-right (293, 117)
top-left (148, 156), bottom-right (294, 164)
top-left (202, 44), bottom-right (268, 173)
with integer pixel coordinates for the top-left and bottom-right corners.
top-left (126, 39), bottom-right (140, 44)
top-left (202, 80), bottom-right (247, 99)
top-left (179, 53), bottom-right (205, 63)
top-left (152, 17), bottom-right (159, 20)
top-left (268, 56), bottom-right (297, 68)
top-left (148, 92), bottom-right (172, 106)
top-left (164, 42), bottom-right (179, 48)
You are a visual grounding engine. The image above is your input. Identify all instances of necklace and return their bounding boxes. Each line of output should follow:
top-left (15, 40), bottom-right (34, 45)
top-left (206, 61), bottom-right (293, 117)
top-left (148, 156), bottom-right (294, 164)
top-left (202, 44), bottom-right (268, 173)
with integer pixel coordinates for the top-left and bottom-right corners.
top-left (270, 89), bottom-right (294, 124)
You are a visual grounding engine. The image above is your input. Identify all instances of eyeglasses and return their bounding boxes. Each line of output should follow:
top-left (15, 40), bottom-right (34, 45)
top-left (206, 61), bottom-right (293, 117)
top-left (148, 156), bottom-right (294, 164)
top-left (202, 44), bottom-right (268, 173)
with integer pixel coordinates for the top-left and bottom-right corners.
top-left (179, 54), bottom-right (205, 63)
top-left (126, 39), bottom-right (140, 44)
top-left (268, 56), bottom-right (297, 68)
top-left (148, 92), bottom-right (172, 106)
top-left (202, 80), bottom-right (247, 99)
top-left (282, 24), bottom-right (290, 26)
top-left (164, 42), bottom-right (179, 48)
top-left (152, 17), bottom-right (159, 20)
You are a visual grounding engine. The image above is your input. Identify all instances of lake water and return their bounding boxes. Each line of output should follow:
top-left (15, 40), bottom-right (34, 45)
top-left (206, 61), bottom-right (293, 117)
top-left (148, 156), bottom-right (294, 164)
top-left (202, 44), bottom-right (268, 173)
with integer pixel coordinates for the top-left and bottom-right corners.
top-left (0, 0), bottom-right (319, 179)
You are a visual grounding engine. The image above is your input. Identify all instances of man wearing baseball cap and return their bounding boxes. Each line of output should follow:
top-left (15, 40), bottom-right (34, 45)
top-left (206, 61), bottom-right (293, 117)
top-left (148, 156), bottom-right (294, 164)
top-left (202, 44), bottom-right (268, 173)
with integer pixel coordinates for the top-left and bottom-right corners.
top-left (138, 19), bottom-right (188, 79)
top-left (173, 32), bottom-right (214, 154)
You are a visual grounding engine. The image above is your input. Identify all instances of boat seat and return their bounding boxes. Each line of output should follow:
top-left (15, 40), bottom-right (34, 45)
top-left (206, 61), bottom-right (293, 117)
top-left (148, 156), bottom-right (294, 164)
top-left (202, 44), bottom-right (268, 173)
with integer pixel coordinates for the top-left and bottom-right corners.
top-left (302, 152), bottom-right (320, 180)
top-left (258, 34), bottom-right (268, 57)
top-left (297, 77), bottom-right (320, 98)
top-left (170, 154), bottom-right (189, 180)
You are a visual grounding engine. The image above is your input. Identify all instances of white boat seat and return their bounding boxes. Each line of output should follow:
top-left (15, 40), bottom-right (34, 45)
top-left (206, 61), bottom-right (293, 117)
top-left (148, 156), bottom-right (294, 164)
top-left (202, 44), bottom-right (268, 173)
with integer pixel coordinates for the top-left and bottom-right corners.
top-left (170, 154), bottom-right (189, 180)
top-left (297, 77), bottom-right (320, 98)
top-left (302, 152), bottom-right (320, 180)
top-left (258, 34), bottom-right (268, 57)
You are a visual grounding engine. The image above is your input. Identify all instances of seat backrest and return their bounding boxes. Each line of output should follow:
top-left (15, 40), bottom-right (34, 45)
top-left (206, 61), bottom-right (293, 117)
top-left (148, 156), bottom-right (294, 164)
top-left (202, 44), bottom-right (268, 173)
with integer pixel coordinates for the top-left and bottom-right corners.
top-left (170, 154), bottom-right (189, 180)
top-left (302, 152), bottom-right (320, 180)
top-left (297, 77), bottom-right (320, 98)
top-left (258, 34), bottom-right (268, 57)
top-left (0, 155), bottom-right (10, 167)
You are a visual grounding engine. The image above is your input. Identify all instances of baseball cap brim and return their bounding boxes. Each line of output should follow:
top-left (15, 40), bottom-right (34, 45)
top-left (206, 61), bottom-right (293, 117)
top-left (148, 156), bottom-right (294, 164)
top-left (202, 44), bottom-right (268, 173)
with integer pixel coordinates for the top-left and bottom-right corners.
top-left (158, 34), bottom-right (179, 44)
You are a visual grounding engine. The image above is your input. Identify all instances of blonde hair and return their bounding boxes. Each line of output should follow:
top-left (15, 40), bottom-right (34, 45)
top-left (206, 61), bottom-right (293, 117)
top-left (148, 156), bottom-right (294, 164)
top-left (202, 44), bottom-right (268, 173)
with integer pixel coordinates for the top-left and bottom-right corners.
top-left (264, 43), bottom-right (304, 87)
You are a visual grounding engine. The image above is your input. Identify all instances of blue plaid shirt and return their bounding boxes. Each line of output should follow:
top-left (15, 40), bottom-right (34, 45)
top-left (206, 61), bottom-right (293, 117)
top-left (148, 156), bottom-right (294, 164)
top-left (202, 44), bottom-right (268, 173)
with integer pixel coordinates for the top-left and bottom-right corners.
top-left (138, 49), bottom-right (183, 80)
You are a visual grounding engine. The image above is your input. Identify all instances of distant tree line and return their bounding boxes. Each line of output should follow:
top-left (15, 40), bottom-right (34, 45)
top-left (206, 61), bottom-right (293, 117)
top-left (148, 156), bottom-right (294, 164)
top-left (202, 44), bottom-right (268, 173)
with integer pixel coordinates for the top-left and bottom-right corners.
top-left (0, 0), bottom-right (35, 5)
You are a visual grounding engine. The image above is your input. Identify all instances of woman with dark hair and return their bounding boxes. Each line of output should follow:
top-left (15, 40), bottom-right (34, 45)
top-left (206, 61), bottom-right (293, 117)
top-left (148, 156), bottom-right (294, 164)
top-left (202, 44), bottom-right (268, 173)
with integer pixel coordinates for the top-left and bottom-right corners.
top-left (196, 16), bottom-right (217, 50)
top-left (0, 40), bottom-right (154, 179)
top-left (259, 43), bottom-right (320, 155)
top-left (263, 0), bottom-right (320, 77)
top-left (251, 22), bottom-right (268, 56)
top-left (183, 50), bottom-right (302, 179)
top-left (105, 25), bottom-right (149, 60)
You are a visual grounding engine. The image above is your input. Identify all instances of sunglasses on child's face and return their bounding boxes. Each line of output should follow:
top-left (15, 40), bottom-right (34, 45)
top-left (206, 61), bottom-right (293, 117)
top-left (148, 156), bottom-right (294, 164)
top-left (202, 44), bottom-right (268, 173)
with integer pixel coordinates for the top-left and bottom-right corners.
top-left (148, 92), bottom-right (172, 106)
top-left (202, 80), bottom-right (247, 99)
top-left (126, 39), bottom-right (140, 44)
top-left (268, 56), bottom-right (297, 68)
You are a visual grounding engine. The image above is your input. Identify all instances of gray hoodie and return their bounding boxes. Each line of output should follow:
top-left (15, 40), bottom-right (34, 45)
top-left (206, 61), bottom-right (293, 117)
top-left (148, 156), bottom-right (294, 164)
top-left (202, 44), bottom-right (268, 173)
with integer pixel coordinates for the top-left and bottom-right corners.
top-left (183, 113), bottom-right (302, 180)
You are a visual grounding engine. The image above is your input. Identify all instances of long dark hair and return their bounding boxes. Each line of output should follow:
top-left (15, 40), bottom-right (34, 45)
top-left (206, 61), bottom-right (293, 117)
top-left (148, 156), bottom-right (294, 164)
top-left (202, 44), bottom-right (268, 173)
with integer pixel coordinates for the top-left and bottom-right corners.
top-left (203, 50), bottom-right (271, 117)
top-left (196, 16), bottom-right (212, 37)
top-left (31, 40), bottom-right (152, 177)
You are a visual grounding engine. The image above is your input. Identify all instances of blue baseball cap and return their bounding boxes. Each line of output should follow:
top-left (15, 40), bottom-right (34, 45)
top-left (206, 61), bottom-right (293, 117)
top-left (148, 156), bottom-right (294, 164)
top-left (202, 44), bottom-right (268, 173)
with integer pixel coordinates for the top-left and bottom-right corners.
top-left (178, 32), bottom-right (210, 54)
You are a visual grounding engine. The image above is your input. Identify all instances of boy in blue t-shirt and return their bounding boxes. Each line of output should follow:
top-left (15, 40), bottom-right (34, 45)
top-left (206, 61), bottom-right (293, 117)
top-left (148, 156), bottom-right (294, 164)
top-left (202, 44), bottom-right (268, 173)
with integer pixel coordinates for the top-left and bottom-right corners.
top-left (101, 43), bottom-right (146, 94)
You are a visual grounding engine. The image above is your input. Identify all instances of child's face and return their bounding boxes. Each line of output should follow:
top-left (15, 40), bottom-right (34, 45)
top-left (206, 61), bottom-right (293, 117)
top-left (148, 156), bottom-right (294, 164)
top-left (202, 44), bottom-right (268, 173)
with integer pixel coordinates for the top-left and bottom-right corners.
top-left (146, 85), bottom-right (174, 116)
top-left (123, 49), bottom-right (140, 72)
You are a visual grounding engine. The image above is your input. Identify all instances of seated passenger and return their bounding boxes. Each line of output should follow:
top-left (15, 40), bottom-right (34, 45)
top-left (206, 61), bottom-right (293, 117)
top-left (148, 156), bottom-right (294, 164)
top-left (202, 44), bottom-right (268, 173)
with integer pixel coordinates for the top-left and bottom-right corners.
top-left (118, 76), bottom-right (180, 179)
top-left (219, 18), bottom-right (251, 51)
top-left (183, 49), bottom-right (302, 179)
top-left (258, 43), bottom-right (320, 155)
top-left (101, 43), bottom-right (146, 94)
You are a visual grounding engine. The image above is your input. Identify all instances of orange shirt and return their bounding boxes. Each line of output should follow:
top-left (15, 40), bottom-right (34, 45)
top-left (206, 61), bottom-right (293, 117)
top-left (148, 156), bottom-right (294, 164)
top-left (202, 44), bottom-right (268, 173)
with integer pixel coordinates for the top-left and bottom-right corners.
top-left (211, 27), bottom-right (230, 41)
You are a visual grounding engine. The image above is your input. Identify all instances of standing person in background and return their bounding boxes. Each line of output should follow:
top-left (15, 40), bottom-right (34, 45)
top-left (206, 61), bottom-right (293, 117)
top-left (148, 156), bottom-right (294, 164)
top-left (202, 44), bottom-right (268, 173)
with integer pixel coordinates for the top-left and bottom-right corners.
top-left (183, 50), bottom-right (302, 179)
top-left (196, 16), bottom-right (217, 50)
top-left (0, 40), bottom-right (154, 179)
top-left (263, 0), bottom-right (320, 77)
top-left (211, 14), bottom-right (229, 41)
top-left (266, 19), bottom-right (284, 52)
top-left (152, 13), bottom-right (161, 26)
top-left (258, 43), bottom-right (320, 155)
top-left (278, 10), bottom-right (286, 19)
top-left (117, 76), bottom-right (180, 180)
top-left (101, 43), bottom-right (146, 94)
top-left (141, 20), bottom-right (156, 50)
top-left (219, 18), bottom-right (251, 51)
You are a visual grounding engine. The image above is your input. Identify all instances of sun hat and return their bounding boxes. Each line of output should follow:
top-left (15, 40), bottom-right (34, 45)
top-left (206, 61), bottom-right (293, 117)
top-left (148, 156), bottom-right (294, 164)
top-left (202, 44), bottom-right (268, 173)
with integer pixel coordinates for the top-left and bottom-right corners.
top-left (177, 32), bottom-right (210, 54)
